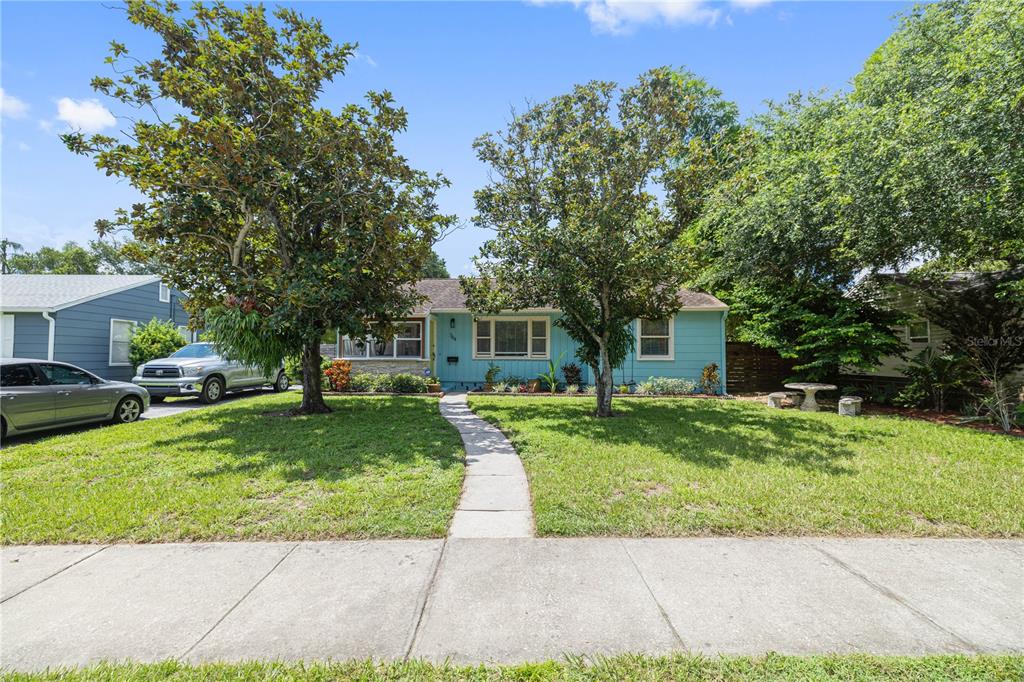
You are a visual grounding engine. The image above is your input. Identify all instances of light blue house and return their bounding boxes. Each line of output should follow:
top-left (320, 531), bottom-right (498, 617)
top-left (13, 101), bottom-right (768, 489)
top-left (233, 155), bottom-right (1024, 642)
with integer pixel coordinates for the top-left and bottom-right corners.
top-left (320, 278), bottom-right (728, 392)
top-left (0, 275), bottom-right (190, 381)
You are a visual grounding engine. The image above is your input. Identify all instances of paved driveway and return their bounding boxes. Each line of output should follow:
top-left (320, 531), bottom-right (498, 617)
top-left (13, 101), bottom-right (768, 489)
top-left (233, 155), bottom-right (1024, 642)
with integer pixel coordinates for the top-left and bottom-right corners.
top-left (2, 388), bottom-right (293, 447)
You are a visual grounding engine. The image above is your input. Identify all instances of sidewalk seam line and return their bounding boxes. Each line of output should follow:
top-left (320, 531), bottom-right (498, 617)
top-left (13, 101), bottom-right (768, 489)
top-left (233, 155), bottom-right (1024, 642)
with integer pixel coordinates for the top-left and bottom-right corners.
top-left (404, 536), bottom-right (448, 660)
top-left (810, 543), bottom-right (981, 653)
top-left (620, 539), bottom-right (687, 651)
top-left (178, 542), bottom-right (299, 660)
top-left (1, 544), bottom-right (110, 604)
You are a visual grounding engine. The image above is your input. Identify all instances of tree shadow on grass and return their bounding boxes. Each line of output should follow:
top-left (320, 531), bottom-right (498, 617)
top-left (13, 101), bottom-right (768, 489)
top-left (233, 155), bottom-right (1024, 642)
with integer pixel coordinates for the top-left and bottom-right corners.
top-left (145, 395), bottom-right (464, 484)
top-left (474, 399), bottom-right (883, 476)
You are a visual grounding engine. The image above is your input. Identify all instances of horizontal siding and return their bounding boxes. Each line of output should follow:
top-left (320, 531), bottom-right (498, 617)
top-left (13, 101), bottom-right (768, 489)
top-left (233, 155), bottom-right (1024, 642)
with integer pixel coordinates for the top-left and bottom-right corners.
top-left (53, 281), bottom-right (189, 381)
top-left (616, 311), bottom-right (726, 391)
top-left (431, 309), bottom-right (727, 393)
top-left (12, 313), bottom-right (50, 359)
top-left (432, 312), bottom-right (591, 390)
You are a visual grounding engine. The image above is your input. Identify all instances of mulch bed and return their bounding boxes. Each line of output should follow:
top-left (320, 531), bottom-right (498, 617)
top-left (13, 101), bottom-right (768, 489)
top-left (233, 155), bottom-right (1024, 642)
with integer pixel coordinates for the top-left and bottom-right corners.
top-left (734, 392), bottom-right (1022, 437)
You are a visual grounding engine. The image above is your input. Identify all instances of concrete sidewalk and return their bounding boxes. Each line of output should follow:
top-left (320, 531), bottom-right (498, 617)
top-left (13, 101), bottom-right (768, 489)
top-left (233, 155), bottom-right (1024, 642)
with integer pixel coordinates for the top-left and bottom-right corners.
top-left (2, 538), bottom-right (1021, 671)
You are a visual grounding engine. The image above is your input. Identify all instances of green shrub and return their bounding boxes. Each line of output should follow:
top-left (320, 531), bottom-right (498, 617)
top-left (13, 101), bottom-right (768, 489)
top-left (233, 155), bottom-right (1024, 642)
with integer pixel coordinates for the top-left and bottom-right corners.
top-left (700, 363), bottom-right (721, 394)
top-left (348, 373), bottom-right (377, 392)
top-left (284, 354), bottom-right (330, 385)
top-left (376, 373), bottom-right (429, 393)
top-left (129, 318), bottom-right (186, 368)
top-left (635, 377), bottom-right (699, 395)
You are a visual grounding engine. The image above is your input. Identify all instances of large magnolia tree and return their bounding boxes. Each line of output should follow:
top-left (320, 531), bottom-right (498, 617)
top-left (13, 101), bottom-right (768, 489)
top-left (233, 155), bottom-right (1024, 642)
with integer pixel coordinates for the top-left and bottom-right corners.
top-left (464, 68), bottom-right (740, 416)
top-left (64, 1), bottom-right (451, 413)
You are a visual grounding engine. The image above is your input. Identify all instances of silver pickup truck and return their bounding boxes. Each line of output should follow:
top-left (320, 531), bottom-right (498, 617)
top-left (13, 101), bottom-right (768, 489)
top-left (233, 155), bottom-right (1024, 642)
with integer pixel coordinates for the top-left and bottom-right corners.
top-left (132, 342), bottom-right (289, 404)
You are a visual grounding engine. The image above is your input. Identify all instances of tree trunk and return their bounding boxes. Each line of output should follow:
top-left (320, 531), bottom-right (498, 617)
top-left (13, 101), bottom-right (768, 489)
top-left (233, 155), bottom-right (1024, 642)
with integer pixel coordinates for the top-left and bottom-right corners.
top-left (595, 344), bottom-right (614, 418)
top-left (297, 339), bottom-right (331, 415)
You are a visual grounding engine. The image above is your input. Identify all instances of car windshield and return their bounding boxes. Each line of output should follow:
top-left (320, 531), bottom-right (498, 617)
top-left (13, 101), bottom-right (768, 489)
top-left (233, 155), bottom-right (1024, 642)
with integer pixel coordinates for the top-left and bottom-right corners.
top-left (170, 343), bottom-right (219, 359)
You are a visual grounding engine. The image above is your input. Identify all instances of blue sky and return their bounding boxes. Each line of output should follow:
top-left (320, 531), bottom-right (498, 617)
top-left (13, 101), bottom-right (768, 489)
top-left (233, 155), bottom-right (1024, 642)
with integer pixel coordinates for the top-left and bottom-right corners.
top-left (1, 1), bottom-right (912, 275)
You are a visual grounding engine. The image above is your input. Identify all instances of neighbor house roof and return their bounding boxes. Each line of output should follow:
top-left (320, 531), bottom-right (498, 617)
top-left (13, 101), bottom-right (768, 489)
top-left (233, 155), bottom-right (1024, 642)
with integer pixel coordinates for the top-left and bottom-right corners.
top-left (0, 274), bottom-right (160, 312)
top-left (413, 278), bottom-right (726, 313)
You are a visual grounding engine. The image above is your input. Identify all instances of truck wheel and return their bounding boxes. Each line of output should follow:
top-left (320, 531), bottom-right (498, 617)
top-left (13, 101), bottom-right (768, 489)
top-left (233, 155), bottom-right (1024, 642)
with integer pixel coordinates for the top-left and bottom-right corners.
top-left (113, 396), bottom-right (144, 424)
top-left (272, 371), bottom-right (290, 393)
top-left (200, 376), bottom-right (224, 404)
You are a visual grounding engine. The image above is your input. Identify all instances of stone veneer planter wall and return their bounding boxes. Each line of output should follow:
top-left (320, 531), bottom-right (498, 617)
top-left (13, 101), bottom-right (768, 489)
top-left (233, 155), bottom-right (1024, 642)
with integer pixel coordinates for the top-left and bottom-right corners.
top-left (348, 359), bottom-right (431, 376)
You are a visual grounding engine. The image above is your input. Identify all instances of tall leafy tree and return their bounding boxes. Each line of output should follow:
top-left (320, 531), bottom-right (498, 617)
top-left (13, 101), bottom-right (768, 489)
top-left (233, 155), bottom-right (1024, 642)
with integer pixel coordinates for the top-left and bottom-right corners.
top-left (694, 0), bottom-right (1021, 377)
top-left (465, 67), bottom-right (739, 416)
top-left (694, 95), bottom-right (906, 378)
top-left (421, 250), bottom-right (450, 278)
top-left (64, 1), bottom-right (450, 413)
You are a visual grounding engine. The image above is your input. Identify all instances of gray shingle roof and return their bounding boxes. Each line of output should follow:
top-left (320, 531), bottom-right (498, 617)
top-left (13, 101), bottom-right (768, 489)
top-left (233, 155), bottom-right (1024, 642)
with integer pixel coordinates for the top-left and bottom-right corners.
top-left (413, 278), bottom-right (726, 312)
top-left (0, 274), bottom-right (159, 311)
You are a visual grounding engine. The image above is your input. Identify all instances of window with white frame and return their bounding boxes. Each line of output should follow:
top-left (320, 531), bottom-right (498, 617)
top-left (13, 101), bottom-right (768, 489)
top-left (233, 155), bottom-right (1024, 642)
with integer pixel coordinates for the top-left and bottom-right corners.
top-left (637, 318), bottom-right (673, 360)
top-left (341, 321), bottom-right (423, 359)
top-left (109, 319), bottom-right (135, 366)
top-left (473, 317), bottom-right (549, 359)
top-left (177, 325), bottom-right (192, 343)
top-left (907, 320), bottom-right (930, 343)
top-left (159, 282), bottom-right (170, 303)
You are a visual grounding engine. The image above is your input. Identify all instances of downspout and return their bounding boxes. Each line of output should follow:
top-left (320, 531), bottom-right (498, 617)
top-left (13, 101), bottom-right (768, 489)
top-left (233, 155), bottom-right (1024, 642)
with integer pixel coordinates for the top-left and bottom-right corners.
top-left (42, 311), bottom-right (55, 361)
top-left (720, 310), bottom-right (728, 396)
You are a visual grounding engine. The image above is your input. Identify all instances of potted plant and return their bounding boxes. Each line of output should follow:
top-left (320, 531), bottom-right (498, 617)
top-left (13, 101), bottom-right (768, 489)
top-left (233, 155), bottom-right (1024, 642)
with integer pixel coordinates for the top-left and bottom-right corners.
top-left (426, 381), bottom-right (442, 393)
top-left (483, 362), bottom-right (501, 391)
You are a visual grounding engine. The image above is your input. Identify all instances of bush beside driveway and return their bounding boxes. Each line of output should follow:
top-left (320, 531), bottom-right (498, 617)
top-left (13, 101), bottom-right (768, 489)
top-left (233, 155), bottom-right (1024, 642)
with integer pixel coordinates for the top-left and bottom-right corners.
top-left (467, 396), bottom-right (1024, 537)
top-left (1, 394), bottom-right (464, 543)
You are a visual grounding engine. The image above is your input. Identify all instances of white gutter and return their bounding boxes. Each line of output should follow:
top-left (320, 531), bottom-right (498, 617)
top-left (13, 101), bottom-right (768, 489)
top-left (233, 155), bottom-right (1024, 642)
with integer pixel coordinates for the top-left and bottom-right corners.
top-left (41, 311), bottom-right (55, 361)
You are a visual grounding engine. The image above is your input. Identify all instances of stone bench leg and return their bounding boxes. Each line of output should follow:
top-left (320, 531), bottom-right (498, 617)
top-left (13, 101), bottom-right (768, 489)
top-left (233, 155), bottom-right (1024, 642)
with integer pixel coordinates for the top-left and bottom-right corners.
top-left (767, 394), bottom-right (785, 409)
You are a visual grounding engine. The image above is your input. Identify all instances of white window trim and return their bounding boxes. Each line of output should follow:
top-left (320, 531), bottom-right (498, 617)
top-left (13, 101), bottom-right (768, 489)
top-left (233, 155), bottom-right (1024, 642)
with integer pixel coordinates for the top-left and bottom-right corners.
top-left (159, 282), bottom-right (170, 303)
top-left (472, 316), bottom-right (550, 361)
top-left (906, 320), bottom-right (930, 344)
top-left (340, 320), bottom-right (425, 360)
top-left (636, 317), bottom-right (675, 361)
top-left (109, 318), bottom-right (136, 366)
top-left (1, 314), bottom-right (15, 358)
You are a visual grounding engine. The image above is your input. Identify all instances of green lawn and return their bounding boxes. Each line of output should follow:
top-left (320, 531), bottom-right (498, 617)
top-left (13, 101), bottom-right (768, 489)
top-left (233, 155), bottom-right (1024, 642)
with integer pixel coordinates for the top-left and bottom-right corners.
top-left (467, 396), bottom-right (1024, 537)
top-left (3, 655), bottom-right (1021, 681)
top-left (1, 394), bottom-right (464, 543)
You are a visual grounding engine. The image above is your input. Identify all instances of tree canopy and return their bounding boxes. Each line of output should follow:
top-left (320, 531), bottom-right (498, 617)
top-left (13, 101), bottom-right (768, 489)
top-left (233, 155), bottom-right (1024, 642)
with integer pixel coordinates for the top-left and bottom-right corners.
top-left (0, 239), bottom-right (152, 275)
top-left (64, 0), bottom-right (451, 413)
top-left (465, 67), bottom-right (740, 416)
top-left (692, 0), bottom-right (1021, 379)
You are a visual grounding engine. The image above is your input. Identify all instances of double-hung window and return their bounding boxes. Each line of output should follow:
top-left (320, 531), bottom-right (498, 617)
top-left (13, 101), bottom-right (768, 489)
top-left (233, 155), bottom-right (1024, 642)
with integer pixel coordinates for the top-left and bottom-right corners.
top-left (341, 321), bottom-right (423, 360)
top-left (637, 318), bottom-right (673, 360)
top-left (109, 319), bottom-right (136, 366)
top-left (907, 320), bottom-right (930, 344)
top-left (473, 318), bottom-right (549, 360)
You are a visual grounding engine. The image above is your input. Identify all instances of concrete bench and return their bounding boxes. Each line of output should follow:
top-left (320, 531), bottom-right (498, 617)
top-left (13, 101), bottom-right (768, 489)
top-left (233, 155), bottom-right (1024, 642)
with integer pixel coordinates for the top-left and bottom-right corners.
top-left (767, 391), bottom-right (803, 409)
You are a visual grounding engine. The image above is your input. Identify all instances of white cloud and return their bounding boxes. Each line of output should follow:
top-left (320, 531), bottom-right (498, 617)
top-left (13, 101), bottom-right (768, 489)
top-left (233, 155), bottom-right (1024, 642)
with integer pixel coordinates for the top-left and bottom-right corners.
top-left (17, 141), bottom-right (30, 152)
top-left (55, 97), bottom-right (116, 133)
top-left (533, 0), bottom-right (772, 34)
top-left (37, 119), bottom-right (53, 132)
top-left (354, 51), bottom-right (378, 68)
top-left (0, 88), bottom-right (29, 119)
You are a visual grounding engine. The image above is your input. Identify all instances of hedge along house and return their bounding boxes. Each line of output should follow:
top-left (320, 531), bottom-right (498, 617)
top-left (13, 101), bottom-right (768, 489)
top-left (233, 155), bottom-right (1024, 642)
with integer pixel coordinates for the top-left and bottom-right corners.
top-left (0, 275), bottom-right (190, 382)
top-left (319, 278), bottom-right (729, 392)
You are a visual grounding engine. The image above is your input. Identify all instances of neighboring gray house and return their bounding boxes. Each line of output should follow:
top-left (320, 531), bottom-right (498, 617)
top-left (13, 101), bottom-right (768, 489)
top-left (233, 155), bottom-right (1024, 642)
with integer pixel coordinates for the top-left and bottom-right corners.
top-left (0, 275), bottom-right (190, 381)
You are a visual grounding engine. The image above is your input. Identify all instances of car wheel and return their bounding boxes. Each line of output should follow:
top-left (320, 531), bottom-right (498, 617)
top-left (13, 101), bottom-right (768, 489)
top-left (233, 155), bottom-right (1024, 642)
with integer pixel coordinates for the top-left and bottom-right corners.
top-left (200, 376), bottom-right (224, 404)
top-left (272, 370), bottom-right (290, 393)
top-left (114, 396), bottom-right (144, 424)
top-left (150, 396), bottom-right (166, 403)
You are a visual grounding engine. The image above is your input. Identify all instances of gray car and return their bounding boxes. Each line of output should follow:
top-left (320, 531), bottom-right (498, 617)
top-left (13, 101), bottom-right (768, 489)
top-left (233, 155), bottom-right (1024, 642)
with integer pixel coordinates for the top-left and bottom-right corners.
top-left (0, 358), bottom-right (150, 440)
top-left (132, 342), bottom-right (289, 404)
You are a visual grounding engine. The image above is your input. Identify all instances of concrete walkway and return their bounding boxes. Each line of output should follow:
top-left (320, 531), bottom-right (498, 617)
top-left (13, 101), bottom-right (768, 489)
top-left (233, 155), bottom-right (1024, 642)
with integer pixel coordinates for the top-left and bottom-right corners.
top-left (440, 392), bottom-right (533, 538)
top-left (1, 538), bottom-right (1021, 671)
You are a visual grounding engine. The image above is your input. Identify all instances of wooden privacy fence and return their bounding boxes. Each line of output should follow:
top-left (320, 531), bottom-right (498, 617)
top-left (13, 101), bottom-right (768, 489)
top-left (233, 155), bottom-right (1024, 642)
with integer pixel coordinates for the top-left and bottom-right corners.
top-left (726, 342), bottom-right (796, 393)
